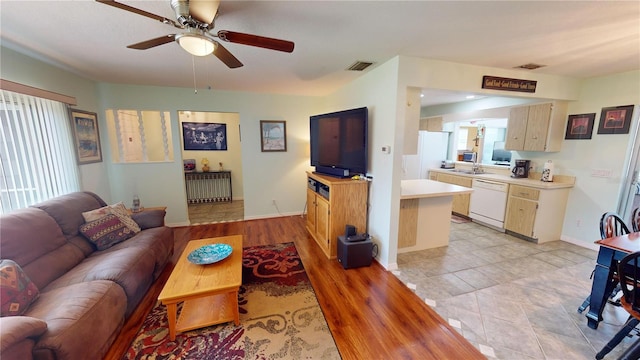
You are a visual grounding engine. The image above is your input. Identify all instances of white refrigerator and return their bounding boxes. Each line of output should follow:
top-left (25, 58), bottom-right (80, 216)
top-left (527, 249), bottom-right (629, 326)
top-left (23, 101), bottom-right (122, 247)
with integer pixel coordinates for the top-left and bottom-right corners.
top-left (402, 131), bottom-right (449, 180)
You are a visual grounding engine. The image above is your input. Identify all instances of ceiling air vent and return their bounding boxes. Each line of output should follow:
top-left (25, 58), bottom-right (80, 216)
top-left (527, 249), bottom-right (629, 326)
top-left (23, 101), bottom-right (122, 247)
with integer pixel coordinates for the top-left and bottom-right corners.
top-left (515, 63), bottom-right (546, 70)
top-left (347, 61), bottom-right (374, 71)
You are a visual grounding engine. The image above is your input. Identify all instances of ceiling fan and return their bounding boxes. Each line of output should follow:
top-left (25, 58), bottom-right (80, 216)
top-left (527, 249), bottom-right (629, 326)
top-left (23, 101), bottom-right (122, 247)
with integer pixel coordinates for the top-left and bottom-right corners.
top-left (96, 0), bottom-right (295, 69)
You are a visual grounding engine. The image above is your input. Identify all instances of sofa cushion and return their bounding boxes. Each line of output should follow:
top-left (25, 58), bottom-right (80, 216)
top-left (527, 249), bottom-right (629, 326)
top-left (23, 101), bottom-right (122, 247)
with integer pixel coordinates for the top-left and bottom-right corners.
top-left (0, 316), bottom-right (48, 351)
top-left (109, 226), bottom-right (174, 279)
top-left (31, 192), bottom-right (107, 237)
top-left (0, 208), bottom-right (67, 266)
top-left (42, 246), bottom-right (156, 316)
top-left (0, 260), bottom-right (39, 316)
top-left (0, 208), bottom-right (85, 290)
top-left (26, 280), bottom-right (127, 360)
top-left (131, 209), bottom-right (166, 230)
top-left (79, 214), bottom-right (134, 250)
top-left (82, 202), bottom-right (141, 233)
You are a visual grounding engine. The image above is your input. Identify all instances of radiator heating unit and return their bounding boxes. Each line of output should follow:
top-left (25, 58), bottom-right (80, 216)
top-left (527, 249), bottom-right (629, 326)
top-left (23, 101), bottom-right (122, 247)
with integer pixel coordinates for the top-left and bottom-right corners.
top-left (185, 172), bottom-right (232, 203)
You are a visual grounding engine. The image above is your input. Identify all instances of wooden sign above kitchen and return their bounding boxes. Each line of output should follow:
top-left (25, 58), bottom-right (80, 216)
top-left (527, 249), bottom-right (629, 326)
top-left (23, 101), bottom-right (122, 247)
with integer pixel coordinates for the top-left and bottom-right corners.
top-left (481, 76), bottom-right (537, 93)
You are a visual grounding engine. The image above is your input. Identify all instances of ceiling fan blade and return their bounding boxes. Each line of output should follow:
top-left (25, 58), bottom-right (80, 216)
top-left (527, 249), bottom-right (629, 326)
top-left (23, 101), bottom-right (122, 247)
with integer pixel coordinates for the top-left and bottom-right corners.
top-left (127, 35), bottom-right (177, 50)
top-left (217, 30), bottom-right (294, 53)
top-left (95, 0), bottom-right (182, 29)
top-left (189, 0), bottom-right (220, 25)
top-left (213, 41), bottom-right (243, 68)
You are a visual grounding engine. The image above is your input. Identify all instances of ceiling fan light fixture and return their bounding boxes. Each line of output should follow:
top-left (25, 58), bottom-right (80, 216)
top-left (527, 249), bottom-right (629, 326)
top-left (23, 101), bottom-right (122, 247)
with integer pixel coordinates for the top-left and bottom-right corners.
top-left (176, 33), bottom-right (216, 56)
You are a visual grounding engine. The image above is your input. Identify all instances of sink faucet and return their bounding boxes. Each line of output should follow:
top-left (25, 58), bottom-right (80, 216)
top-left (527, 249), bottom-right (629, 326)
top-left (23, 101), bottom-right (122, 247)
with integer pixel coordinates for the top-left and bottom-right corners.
top-left (471, 157), bottom-right (482, 174)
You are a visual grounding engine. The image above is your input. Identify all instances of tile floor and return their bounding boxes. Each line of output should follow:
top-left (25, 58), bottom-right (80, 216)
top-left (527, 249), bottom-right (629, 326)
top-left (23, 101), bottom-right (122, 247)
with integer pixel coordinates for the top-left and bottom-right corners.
top-left (394, 220), bottom-right (638, 359)
top-left (187, 200), bottom-right (244, 224)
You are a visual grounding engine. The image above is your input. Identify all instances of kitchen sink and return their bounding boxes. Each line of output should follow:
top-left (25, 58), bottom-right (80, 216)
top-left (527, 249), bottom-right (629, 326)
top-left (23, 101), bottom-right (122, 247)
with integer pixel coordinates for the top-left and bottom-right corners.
top-left (449, 169), bottom-right (485, 175)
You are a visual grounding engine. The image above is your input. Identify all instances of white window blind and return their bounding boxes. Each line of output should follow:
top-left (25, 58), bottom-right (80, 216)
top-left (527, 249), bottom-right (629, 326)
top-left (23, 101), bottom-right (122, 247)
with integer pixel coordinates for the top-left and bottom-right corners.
top-left (0, 90), bottom-right (80, 214)
top-left (106, 109), bottom-right (173, 163)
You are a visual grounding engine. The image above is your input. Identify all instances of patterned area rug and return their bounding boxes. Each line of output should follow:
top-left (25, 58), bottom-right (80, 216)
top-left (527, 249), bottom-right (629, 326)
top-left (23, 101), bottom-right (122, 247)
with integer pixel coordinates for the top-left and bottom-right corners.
top-left (124, 242), bottom-right (340, 359)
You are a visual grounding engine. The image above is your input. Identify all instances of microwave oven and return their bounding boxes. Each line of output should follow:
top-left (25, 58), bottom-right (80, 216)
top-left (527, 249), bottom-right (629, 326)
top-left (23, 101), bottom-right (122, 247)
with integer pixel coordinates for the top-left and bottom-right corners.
top-left (462, 152), bottom-right (476, 162)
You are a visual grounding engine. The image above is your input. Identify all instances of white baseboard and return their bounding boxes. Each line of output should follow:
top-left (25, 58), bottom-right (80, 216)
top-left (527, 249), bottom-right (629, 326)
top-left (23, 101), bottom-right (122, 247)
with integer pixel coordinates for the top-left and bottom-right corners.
top-left (166, 221), bottom-right (190, 227)
top-left (560, 235), bottom-right (599, 252)
top-left (243, 211), bottom-right (303, 221)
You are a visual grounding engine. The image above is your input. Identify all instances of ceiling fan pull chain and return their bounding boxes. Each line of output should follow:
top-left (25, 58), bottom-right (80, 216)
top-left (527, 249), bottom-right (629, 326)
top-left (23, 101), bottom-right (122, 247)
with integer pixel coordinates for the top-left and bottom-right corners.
top-left (192, 55), bottom-right (198, 94)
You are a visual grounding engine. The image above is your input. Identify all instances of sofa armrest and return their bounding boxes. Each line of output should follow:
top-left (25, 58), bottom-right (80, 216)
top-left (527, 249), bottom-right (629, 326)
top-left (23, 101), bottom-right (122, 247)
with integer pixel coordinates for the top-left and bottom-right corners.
top-left (131, 210), bottom-right (166, 230)
top-left (0, 316), bottom-right (47, 352)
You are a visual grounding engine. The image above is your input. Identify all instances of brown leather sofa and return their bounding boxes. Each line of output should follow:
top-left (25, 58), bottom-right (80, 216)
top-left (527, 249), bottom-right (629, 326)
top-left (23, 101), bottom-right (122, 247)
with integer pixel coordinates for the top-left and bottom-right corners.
top-left (0, 192), bottom-right (174, 360)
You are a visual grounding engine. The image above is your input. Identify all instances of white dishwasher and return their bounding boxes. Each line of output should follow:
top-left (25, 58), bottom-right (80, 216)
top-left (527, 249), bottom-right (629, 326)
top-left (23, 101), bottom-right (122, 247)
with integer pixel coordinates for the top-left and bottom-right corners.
top-left (469, 178), bottom-right (509, 229)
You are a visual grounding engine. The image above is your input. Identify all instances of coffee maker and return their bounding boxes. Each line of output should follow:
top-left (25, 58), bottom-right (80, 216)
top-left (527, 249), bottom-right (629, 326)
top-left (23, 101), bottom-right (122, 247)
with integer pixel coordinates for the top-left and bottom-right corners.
top-left (511, 159), bottom-right (531, 178)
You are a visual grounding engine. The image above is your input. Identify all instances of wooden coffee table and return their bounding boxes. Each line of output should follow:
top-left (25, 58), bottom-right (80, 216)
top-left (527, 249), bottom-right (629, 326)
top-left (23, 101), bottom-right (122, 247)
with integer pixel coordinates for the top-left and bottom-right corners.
top-left (158, 235), bottom-right (243, 340)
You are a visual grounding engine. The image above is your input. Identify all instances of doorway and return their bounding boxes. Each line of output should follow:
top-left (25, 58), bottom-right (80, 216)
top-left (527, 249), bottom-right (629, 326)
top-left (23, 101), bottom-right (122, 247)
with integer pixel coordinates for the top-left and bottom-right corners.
top-left (178, 111), bottom-right (244, 224)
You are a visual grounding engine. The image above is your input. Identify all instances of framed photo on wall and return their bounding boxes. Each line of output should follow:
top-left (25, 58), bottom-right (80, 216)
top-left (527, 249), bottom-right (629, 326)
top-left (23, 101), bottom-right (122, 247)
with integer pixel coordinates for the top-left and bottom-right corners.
top-left (69, 109), bottom-right (102, 164)
top-left (564, 113), bottom-right (595, 140)
top-left (182, 122), bottom-right (227, 150)
top-left (597, 105), bottom-right (634, 135)
top-left (260, 120), bottom-right (287, 152)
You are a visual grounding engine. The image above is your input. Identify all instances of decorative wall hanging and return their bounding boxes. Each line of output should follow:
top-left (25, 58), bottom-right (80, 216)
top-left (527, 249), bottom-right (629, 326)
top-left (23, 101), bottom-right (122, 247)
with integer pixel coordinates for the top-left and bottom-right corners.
top-left (597, 105), bottom-right (634, 135)
top-left (564, 113), bottom-right (595, 140)
top-left (69, 109), bottom-right (102, 164)
top-left (182, 122), bottom-right (227, 150)
top-left (260, 120), bottom-right (287, 152)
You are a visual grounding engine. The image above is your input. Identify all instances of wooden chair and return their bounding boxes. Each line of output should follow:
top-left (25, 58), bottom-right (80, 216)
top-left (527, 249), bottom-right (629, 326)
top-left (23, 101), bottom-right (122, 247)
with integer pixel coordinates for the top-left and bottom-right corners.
top-left (601, 212), bottom-right (632, 239)
top-left (578, 212), bottom-right (631, 314)
top-left (596, 251), bottom-right (640, 359)
top-left (631, 207), bottom-right (640, 233)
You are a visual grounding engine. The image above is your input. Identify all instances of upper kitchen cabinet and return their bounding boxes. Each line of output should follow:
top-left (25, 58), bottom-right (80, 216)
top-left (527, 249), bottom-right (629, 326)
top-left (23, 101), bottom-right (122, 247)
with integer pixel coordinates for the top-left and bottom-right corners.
top-left (505, 101), bottom-right (568, 152)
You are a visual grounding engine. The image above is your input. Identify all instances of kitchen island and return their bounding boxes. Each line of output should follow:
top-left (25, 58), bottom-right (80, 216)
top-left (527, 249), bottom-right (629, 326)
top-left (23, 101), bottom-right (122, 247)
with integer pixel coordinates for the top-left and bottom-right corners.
top-left (399, 179), bottom-right (473, 253)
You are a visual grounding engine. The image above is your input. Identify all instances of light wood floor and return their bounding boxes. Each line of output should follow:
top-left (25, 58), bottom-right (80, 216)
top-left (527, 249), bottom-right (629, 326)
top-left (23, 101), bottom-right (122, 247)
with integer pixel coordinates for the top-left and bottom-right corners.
top-left (104, 216), bottom-right (484, 360)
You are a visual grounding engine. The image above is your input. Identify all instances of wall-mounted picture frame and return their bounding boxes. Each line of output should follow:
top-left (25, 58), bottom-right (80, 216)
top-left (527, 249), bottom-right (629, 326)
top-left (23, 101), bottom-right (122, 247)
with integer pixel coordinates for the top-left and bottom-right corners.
top-left (597, 105), bottom-right (634, 135)
top-left (260, 120), bottom-right (287, 152)
top-left (69, 109), bottom-right (102, 164)
top-left (564, 113), bottom-right (595, 140)
top-left (182, 122), bottom-right (227, 150)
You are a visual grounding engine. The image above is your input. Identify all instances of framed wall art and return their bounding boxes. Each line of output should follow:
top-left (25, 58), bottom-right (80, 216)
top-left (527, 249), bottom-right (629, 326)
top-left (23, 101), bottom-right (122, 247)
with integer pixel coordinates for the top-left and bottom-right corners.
top-left (597, 105), bottom-right (634, 135)
top-left (182, 122), bottom-right (227, 150)
top-left (260, 120), bottom-right (287, 152)
top-left (69, 109), bottom-right (102, 164)
top-left (564, 113), bottom-right (595, 140)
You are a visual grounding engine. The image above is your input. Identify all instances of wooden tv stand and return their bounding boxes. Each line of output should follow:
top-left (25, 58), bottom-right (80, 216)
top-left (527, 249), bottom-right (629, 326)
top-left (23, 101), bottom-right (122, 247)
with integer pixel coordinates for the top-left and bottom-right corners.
top-left (305, 171), bottom-right (368, 259)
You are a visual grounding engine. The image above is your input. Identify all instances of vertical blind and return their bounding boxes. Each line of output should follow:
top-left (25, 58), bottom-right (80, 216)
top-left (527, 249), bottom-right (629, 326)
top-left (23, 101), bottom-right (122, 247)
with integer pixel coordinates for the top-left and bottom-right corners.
top-left (0, 89), bottom-right (80, 214)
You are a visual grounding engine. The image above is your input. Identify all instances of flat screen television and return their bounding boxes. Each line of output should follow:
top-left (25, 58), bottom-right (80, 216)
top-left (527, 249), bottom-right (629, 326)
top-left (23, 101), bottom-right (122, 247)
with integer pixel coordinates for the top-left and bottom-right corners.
top-left (491, 141), bottom-right (512, 165)
top-left (310, 107), bottom-right (368, 177)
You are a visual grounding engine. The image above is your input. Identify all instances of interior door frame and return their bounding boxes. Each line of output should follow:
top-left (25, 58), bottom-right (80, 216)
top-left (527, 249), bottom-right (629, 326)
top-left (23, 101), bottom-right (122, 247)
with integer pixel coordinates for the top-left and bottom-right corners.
top-left (617, 105), bottom-right (640, 221)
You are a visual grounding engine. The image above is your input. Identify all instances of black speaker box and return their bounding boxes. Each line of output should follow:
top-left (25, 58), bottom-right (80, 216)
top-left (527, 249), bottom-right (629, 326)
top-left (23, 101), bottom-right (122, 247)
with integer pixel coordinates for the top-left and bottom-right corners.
top-left (345, 224), bottom-right (356, 237)
top-left (315, 165), bottom-right (349, 178)
top-left (337, 235), bottom-right (373, 269)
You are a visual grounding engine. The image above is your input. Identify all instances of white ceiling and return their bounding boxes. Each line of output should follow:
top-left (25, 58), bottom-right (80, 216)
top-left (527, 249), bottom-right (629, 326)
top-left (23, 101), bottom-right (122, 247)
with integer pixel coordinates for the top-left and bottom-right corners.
top-left (1, 1), bottom-right (639, 106)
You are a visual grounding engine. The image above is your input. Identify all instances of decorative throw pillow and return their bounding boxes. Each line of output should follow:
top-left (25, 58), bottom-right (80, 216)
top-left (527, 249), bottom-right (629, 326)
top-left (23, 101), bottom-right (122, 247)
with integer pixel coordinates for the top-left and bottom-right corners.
top-left (82, 202), bottom-right (141, 233)
top-left (79, 214), bottom-right (135, 250)
top-left (108, 202), bottom-right (141, 233)
top-left (0, 259), bottom-right (39, 317)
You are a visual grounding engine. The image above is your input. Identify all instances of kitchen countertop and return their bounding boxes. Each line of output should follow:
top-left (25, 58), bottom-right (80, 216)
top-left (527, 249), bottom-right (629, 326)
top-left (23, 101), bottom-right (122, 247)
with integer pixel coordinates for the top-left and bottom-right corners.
top-left (401, 179), bottom-right (473, 200)
top-left (429, 168), bottom-right (575, 190)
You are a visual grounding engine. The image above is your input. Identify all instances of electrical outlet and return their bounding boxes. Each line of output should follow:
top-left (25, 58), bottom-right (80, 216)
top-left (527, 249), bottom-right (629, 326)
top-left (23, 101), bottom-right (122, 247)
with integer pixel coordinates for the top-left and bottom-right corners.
top-left (272, 199), bottom-right (276, 205)
top-left (576, 219), bottom-right (582, 227)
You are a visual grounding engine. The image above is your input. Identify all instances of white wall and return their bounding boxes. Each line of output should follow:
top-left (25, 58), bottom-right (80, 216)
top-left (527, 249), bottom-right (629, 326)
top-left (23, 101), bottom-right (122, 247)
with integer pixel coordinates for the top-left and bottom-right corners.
top-left (1, 46), bottom-right (112, 200)
top-left (96, 83), bottom-right (322, 225)
top-left (523, 70), bottom-right (640, 247)
top-left (324, 57), bottom-right (401, 268)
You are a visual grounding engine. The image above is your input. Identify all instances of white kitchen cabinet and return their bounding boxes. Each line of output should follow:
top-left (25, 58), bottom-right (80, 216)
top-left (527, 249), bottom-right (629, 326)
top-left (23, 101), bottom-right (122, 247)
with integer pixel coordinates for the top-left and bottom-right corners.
top-left (505, 101), bottom-right (568, 152)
